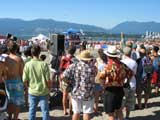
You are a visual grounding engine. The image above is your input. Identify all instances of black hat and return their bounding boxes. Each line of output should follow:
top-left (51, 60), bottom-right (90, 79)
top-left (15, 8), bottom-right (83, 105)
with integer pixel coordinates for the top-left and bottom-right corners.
top-left (6, 33), bottom-right (12, 39)
top-left (10, 36), bottom-right (17, 41)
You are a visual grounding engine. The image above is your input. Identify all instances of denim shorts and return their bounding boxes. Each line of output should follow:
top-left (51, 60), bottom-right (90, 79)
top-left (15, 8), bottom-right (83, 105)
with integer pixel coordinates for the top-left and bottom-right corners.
top-left (94, 83), bottom-right (103, 92)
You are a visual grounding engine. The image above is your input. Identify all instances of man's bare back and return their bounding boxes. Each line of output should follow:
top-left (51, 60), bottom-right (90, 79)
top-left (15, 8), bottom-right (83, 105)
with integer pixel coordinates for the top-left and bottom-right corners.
top-left (6, 54), bottom-right (24, 80)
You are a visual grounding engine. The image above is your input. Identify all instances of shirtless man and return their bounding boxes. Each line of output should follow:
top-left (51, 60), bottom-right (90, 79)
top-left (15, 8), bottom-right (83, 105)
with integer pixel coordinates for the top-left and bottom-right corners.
top-left (5, 41), bottom-right (25, 120)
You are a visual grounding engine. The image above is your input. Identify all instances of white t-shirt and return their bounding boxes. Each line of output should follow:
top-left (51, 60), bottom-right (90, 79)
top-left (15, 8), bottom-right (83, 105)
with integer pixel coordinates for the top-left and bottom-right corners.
top-left (121, 57), bottom-right (137, 90)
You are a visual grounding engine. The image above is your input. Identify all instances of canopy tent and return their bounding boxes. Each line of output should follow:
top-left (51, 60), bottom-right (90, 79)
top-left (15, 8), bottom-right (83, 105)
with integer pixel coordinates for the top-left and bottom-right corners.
top-left (30, 34), bottom-right (49, 51)
top-left (32, 34), bottom-right (49, 41)
top-left (67, 28), bottom-right (79, 34)
top-left (63, 28), bottom-right (84, 35)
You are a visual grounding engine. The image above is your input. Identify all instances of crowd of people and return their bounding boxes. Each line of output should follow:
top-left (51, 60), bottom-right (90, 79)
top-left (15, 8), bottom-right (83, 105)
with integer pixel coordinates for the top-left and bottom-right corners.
top-left (0, 36), bottom-right (160, 120)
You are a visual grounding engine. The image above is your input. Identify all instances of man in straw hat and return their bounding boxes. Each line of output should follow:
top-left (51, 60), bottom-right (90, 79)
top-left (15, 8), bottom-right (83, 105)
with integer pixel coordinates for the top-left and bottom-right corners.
top-left (61, 50), bottom-right (97, 120)
top-left (99, 46), bottom-right (133, 120)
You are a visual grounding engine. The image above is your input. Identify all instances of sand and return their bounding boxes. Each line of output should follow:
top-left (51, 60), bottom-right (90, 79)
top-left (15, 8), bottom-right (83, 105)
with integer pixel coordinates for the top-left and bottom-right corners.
top-left (18, 94), bottom-right (160, 120)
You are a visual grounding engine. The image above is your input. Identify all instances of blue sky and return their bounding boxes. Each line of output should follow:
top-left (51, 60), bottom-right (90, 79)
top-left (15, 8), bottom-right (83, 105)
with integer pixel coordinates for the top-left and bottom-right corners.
top-left (0, 0), bottom-right (160, 28)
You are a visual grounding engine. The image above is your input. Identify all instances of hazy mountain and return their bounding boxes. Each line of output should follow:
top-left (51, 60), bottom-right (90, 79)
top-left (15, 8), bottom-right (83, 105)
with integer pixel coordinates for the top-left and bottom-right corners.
top-left (0, 18), bottom-right (107, 37)
top-left (110, 21), bottom-right (160, 34)
top-left (1, 18), bottom-right (160, 37)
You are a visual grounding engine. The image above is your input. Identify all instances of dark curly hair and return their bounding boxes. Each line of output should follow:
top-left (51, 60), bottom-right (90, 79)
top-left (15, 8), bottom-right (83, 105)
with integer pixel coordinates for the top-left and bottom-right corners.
top-left (31, 45), bottom-right (41, 57)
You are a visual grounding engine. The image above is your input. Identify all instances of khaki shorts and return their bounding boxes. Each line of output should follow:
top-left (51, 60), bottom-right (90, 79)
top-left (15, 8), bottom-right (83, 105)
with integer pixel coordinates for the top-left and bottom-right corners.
top-left (71, 98), bottom-right (94, 114)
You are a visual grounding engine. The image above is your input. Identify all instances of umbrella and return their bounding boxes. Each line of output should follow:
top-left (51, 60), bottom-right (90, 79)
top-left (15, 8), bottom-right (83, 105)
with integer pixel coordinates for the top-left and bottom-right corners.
top-left (66, 28), bottom-right (80, 34)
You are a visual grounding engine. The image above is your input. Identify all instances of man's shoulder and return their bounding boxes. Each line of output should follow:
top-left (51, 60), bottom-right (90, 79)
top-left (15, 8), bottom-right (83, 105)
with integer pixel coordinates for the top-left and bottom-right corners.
top-left (17, 56), bottom-right (24, 63)
top-left (10, 54), bottom-right (24, 63)
top-left (25, 59), bottom-right (37, 66)
top-left (25, 60), bottom-right (48, 68)
top-left (122, 57), bottom-right (137, 65)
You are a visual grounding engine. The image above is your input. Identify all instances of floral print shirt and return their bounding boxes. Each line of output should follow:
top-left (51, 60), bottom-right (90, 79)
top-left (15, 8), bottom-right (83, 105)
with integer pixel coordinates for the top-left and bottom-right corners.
top-left (99, 58), bottom-right (132, 87)
top-left (63, 61), bottom-right (97, 101)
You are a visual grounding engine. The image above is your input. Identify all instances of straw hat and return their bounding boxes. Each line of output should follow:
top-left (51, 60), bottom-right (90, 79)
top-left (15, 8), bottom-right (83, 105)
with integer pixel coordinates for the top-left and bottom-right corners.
top-left (77, 50), bottom-right (93, 61)
top-left (104, 46), bottom-right (119, 58)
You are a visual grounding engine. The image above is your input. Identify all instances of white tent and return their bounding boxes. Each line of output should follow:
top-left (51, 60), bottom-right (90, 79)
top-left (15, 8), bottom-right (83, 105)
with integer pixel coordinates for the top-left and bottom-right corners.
top-left (32, 34), bottom-right (49, 41)
top-left (31, 34), bottom-right (49, 51)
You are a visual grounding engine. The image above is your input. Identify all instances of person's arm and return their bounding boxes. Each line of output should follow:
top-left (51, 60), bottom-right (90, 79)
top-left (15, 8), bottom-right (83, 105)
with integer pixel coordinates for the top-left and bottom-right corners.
top-left (0, 62), bottom-right (8, 83)
top-left (46, 80), bottom-right (52, 91)
top-left (19, 57), bottom-right (24, 79)
top-left (61, 64), bottom-right (74, 83)
top-left (23, 80), bottom-right (29, 94)
top-left (22, 64), bottom-right (29, 93)
top-left (44, 63), bottom-right (52, 90)
top-left (98, 69), bottom-right (107, 86)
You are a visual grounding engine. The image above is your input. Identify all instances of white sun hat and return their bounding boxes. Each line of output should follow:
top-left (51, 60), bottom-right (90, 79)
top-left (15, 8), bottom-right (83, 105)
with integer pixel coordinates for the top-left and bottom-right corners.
top-left (104, 46), bottom-right (119, 58)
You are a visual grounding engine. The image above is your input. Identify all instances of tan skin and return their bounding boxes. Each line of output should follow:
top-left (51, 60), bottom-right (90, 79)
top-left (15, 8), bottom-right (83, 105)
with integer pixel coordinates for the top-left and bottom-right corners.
top-left (5, 52), bottom-right (24, 120)
top-left (6, 55), bottom-right (24, 79)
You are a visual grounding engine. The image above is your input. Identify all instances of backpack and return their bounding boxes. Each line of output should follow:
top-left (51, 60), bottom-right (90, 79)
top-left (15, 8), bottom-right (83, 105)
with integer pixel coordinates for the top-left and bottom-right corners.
top-left (142, 56), bottom-right (153, 74)
top-left (139, 56), bottom-right (153, 84)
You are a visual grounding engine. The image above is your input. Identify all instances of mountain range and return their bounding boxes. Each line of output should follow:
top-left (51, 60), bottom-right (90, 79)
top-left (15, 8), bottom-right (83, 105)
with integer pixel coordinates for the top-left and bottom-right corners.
top-left (0, 18), bottom-right (106, 37)
top-left (110, 21), bottom-right (160, 34)
top-left (0, 18), bottom-right (160, 37)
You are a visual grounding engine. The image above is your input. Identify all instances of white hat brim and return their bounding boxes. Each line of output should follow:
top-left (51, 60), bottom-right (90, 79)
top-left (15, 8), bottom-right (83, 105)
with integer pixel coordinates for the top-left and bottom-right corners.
top-left (104, 51), bottom-right (119, 58)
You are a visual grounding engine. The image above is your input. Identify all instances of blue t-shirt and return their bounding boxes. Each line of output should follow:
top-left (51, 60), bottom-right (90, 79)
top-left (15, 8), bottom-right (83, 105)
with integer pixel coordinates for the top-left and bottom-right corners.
top-left (153, 56), bottom-right (160, 72)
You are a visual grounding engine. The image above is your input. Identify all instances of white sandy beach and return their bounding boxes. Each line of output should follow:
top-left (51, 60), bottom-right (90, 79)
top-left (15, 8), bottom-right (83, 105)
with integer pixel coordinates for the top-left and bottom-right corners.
top-left (17, 94), bottom-right (160, 120)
